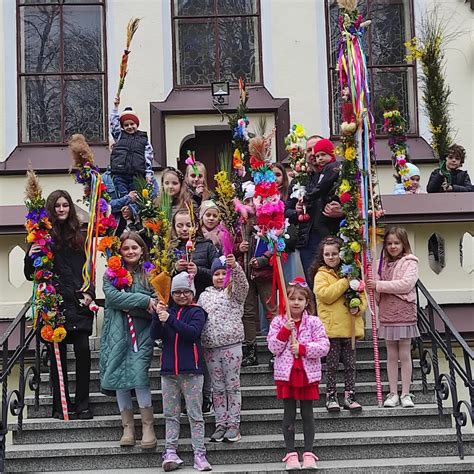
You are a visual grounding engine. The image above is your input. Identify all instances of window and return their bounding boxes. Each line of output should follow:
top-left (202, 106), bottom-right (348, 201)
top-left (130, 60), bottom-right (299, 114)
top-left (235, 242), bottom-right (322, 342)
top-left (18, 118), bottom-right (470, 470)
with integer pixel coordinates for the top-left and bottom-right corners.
top-left (326, 0), bottom-right (417, 136)
top-left (18, 0), bottom-right (106, 144)
top-left (172, 0), bottom-right (262, 87)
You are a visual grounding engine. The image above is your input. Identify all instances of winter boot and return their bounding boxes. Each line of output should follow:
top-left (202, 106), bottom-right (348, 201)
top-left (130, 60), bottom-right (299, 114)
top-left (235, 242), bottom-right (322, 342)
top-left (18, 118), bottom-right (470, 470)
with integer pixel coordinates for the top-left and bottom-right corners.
top-left (242, 343), bottom-right (258, 367)
top-left (139, 406), bottom-right (157, 449)
top-left (119, 409), bottom-right (135, 446)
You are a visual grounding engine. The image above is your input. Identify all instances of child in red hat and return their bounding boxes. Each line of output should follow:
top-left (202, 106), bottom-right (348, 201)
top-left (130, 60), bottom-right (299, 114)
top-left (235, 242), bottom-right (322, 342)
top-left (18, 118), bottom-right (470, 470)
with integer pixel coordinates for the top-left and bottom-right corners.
top-left (109, 96), bottom-right (155, 199)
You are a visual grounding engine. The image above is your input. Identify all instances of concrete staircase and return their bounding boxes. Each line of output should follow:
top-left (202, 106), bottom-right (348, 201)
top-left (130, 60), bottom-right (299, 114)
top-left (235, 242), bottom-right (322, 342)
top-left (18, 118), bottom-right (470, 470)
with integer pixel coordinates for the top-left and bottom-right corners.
top-left (6, 337), bottom-right (474, 473)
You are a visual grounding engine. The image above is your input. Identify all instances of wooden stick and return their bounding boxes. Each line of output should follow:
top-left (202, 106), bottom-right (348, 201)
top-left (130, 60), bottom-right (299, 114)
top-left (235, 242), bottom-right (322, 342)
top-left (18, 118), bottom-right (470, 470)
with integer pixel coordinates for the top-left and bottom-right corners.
top-left (351, 314), bottom-right (356, 350)
top-left (275, 255), bottom-right (298, 358)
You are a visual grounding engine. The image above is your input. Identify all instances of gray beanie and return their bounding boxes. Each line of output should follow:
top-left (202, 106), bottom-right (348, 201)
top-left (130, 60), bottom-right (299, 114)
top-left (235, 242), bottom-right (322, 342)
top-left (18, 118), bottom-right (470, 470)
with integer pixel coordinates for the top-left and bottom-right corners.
top-left (171, 272), bottom-right (196, 296)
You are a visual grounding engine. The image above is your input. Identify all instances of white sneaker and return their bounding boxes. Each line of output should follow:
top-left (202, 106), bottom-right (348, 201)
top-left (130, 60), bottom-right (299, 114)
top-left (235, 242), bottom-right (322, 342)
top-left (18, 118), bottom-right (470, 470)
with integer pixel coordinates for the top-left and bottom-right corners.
top-left (383, 392), bottom-right (400, 408)
top-left (400, 393), bottom-right (415, 408)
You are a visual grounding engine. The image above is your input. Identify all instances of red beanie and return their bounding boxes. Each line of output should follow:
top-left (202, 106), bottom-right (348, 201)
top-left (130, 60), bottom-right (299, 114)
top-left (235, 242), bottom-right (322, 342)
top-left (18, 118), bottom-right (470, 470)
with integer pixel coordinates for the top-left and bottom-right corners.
top-left (312, 138), bottom-right (335, 158)
top-left (119, 107), bottom-right (140, 127)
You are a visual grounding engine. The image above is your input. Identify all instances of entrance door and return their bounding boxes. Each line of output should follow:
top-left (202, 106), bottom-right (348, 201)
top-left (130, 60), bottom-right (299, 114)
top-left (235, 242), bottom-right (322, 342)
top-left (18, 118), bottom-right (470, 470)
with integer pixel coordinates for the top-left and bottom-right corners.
top-left (178, 129), bottom-right (232, 190)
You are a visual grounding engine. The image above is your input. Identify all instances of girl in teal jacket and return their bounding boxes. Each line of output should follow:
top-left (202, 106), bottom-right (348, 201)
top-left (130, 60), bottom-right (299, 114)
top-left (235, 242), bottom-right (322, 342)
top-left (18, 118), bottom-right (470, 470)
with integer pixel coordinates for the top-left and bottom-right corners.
top-left (100, 232), bottom-right (158, 449)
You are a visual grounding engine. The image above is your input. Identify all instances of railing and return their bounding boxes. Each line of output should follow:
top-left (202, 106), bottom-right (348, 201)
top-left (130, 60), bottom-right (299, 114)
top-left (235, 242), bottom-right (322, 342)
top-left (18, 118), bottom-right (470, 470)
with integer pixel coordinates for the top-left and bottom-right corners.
top-left (0, 299), bottom-right (40, 473)
top-left (414, 280), bottom-right (474, 460)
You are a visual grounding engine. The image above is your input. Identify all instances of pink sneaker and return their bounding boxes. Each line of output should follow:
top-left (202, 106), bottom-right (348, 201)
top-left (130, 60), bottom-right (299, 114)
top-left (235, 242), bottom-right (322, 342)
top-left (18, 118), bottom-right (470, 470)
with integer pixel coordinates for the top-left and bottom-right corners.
top-left (302, 452), bottom-right (319, 469)
top-left (162, 449), bottom-right (184, 472)
top-left (193, 453), bottom-right (212, 471)
top-left (282, 452), bottom-right (301, 470)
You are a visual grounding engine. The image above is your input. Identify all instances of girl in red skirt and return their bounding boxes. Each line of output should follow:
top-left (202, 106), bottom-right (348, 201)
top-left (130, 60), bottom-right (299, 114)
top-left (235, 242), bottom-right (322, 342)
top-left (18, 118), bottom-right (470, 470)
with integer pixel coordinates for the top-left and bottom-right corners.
top-left (267, 278), bottom-right (330, 470)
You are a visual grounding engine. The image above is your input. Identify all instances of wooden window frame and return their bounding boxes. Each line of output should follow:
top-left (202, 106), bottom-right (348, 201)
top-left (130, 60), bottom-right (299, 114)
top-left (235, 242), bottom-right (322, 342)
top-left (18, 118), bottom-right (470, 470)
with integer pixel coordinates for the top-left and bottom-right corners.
top-left (16, 0), bottom-right (108, 146)
top-left (171, 0), bottom-right (264, 89)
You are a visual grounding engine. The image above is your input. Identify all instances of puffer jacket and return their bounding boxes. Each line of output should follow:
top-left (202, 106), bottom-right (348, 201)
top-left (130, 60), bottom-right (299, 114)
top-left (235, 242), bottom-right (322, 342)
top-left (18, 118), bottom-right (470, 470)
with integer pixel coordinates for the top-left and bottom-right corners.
top-left (24, 244), bottom-right (95, 334)
top-left (427, 168), bottom-right (473, 193)
top-left (314, 267), bottom-right (367, 339)
top-left (100, 275), bottom-right (155, 392)
top-left (150, 304), bottom-right (207, 376)
top-left (375, 254), bottom-right (419, 325)
top-left (267, 312), bottom-right (330, 383)
top-left (174, 237), bottom-right (220, 298)
top-left (198, 263), bottom-right (249, 349)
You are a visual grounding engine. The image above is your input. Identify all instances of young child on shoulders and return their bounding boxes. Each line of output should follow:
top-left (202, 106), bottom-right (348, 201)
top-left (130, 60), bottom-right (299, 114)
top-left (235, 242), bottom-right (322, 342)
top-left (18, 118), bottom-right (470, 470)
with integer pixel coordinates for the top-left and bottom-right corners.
top-left (109, 96), bottom-right (154, 198)
top-left (367, 227), bottom-right (419, 408)
top-left (197, 255), bottom-right (249, 443)
top-left (267, 278), bottom-right (330, 471)
top-left (427, 144), bottom-right (473, 193)
top-left (150, 272), bottom-right (212, 472)
top-left (182, 160), bottom-right (212, 211)
top-left (312, 236), bottom-right (367, 413)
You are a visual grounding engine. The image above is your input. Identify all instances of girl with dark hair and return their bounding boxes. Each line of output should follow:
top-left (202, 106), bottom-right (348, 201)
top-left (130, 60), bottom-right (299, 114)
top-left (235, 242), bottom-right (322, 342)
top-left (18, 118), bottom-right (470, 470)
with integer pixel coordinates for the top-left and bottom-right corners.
top-left (100, 231), bottom-right (158, 449)
top-left (24, 190), bottom-right (95, 420)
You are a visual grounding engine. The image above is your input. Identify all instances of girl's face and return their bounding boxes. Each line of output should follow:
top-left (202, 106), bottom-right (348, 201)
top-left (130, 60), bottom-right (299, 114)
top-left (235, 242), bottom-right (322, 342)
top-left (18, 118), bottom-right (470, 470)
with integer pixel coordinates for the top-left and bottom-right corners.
top-left (202, 209), bottom-right (219, 230)
top-left (273, 167), bottom-right (284, 187)
top-left (187, 165), bottom-right (205, 189)
top-left (385, 234), bottom-right (404, 259)
top-left (172, 289), bottom-right (194, 306)
top-left (120, 239), bottom-right (143, 267)
top-left (174, 213), bottom-right (193, 240)
top-left (54, 197), bottom-right (70, 221)
top-left (212, 269), bottom-right (226, 289)
top-left (323, 244), bottom-right (341, 268)
top-left (288, 290), bottom-right (307, 319)
top-left (408, 175), bottom-right (420, 192)
top-left (163, 172), bottom-right (181, 197)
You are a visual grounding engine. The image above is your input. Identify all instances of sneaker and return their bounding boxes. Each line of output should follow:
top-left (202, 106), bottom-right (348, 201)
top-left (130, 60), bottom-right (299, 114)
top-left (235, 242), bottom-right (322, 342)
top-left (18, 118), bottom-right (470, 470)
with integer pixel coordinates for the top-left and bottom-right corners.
top-left (202, 399), bottom-right (214, 416)
top-left (302, 452), bottom-right (319, 469)
top-left (383, 392), bottom-right (400, 408)
top-left (76, 409), bottom-right (94, 420)
top-left (400, 393), bottom-right (415, 408)
top-left (223, 427), bottom-right (241, 442)
top-left (326, 394), bottom-right (341, 412)
top-left (210, 426), bottom-right (226, 442)
top-left (162, 449), bottom-right (184, 472)
top-left (193, 453), bottom-right (212, 471)
top-left (282, 452), bottom-right (301, 471)
top-left (343, 392), bottom-right (362, 412)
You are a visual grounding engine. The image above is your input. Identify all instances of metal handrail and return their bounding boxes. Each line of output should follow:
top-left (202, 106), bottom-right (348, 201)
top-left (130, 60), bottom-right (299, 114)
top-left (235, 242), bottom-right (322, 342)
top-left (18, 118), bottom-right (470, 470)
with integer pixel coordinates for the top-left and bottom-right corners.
top-left (415, 280), bottom-right (474, 460)
top-left (0, 299), bottom-right (41, 473)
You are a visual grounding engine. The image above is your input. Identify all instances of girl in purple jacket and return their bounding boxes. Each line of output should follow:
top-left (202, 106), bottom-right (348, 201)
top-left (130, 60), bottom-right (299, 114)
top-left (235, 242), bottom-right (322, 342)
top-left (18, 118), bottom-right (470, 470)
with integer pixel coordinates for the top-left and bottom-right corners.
top-left (267, 278), bottom-right (330, 470)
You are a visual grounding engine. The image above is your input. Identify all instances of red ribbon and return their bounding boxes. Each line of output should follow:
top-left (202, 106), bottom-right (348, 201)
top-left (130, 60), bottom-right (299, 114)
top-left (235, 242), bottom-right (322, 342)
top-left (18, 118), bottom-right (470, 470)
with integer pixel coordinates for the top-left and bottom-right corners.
top-left (268, 251), bottom-right (288, 315)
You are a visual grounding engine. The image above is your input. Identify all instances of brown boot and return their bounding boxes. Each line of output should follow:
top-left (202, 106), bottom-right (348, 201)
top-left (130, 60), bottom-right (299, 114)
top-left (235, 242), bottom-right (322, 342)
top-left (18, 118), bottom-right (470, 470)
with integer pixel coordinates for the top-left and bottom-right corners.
top-left (119, 409), bottom-right (135, 446)
top-left (139, 406), bottom-right (157, 449)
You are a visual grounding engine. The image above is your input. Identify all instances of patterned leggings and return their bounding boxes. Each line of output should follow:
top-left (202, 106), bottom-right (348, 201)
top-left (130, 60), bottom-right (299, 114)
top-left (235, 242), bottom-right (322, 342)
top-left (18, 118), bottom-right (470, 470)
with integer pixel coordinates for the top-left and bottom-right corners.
top-left (325, 338), bottom-right (356, 395)
top-left (162, 374), bottom-right (206, 455)
top-left (204, 344), bottom-right (242, 429)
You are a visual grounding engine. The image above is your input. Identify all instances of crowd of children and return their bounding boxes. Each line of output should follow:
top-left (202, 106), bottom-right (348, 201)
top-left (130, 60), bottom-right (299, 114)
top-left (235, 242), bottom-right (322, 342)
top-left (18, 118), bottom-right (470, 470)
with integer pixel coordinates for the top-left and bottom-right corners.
top-left (28, 99), bottom-right (468, 472)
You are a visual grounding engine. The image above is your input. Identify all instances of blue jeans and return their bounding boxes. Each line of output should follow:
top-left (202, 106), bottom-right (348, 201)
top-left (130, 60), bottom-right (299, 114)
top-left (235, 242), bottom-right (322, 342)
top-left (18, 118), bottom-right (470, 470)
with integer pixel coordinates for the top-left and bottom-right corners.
top-left (113, 174), bottom-right (135, 198)
top-left (299, 233), bottom-right (322, 285)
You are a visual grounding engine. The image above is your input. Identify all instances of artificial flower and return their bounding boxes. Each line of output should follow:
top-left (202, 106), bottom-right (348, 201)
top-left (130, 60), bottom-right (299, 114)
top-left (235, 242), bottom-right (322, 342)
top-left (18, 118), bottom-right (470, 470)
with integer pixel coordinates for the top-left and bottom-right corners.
top-left (107, 256), bottom-right (122, 272)
top-left (340, 192), bottom-right (352, 204)
top-left (41, 325), bottom-right (54, 342)
top-left (339, 179), bottom-right (351, 193)
top-left (350, 241), bottom-right (361, 253)
top-left (344, 147), bottom-right (356, 161)
top-left (52, 326), bottom-right (67, 342)
top-left (294, 124), bottom-right (306, 138)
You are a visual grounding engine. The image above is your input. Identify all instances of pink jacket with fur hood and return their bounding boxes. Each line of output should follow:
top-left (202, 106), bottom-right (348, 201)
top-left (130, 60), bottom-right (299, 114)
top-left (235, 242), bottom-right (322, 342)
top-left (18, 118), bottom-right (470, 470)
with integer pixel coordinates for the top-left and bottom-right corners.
top-left (375, 254), bottom-right (419, 304)
top-left (267, 313), bottom-right (330, 384)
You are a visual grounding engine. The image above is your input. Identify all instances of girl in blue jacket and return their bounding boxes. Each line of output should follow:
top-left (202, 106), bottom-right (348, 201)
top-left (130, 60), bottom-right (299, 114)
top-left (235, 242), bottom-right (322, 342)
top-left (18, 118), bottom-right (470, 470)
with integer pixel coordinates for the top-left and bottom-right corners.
top-left (150, 272), bottom-right (212, 472)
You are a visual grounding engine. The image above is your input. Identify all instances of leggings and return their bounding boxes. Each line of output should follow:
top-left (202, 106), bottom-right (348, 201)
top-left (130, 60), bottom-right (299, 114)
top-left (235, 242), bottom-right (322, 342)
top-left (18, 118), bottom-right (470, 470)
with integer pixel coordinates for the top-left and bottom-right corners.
top-left (282, 399), bottom-right (315, 453)
top-left (325, 338), bottom-right (356, 395)
top-left (116, 387), bottom-right (152, 411)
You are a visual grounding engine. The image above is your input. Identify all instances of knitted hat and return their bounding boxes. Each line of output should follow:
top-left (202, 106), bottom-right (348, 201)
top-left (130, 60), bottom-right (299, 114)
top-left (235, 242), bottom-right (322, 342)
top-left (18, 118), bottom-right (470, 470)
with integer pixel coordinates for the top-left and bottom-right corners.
top-left (120, 107), bottom-right (140, 127)
top-left (405, 163), bottom-right (420, 178)
top-left (312, 138), bottom-right (335, 158)
top-left (242, 181), bottom-right (255, 201)
top-left (199, 200), bottom-right (219, 221)
top-left (171, 272), bottom-right (196, 296)
top-left (211, 256), bottom-right (227, 276)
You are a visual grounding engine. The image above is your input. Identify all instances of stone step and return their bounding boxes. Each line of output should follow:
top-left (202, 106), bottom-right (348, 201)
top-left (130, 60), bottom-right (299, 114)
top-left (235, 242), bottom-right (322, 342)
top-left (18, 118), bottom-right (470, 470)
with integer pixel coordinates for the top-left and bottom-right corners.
top-left (11, 405), bottom-right (451, 445)
top-left (38, 455), bottom-right (474, 473)
top-left (38, 360), bottom-right (423, 395)
top-left (6, 429), bottom-right (474, 472)
top-left (25, 382), bottom-right (435, 418)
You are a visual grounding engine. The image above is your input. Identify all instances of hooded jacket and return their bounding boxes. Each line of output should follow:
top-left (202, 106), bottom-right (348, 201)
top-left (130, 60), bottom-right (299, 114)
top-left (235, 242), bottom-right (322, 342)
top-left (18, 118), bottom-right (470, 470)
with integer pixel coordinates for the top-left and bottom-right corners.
top-left (427, 168), bottom-right (473, 193)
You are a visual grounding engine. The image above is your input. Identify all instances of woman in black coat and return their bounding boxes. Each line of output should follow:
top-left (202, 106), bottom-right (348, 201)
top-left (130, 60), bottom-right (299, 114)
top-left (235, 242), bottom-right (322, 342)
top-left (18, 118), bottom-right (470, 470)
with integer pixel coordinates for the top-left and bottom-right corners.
top-left (24, 190), bottom-right (95, 419)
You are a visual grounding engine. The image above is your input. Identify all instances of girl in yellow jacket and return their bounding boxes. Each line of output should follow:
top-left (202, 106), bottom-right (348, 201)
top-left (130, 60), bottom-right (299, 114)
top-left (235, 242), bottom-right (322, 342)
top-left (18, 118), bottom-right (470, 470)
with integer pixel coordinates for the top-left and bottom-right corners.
top-left (312, 236), bottom-right (367, 412)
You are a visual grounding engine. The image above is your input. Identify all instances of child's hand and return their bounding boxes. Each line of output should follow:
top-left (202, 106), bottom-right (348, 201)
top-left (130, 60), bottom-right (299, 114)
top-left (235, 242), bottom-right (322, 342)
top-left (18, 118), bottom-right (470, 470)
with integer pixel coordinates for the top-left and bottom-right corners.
top-left (284, 319), bottom-right (296, 331)
top-left (366, 279), bottom-right (376, 290)
top-left (350, 307), bottom-right (359, 315)
top-left (158, 310), bottom-right (169, 323)
top-left (81, 293), bottom-right (93, 306)
top-left (175, 259), bottom-right (188, 272)
top-left (226, 254), bottom-right (236, 268)
top-left (156, 301), bottom-right (167, 313)
top-left (121, 206), bottom-right (132, 220)
top-left (249, 257), bottom-right (258, 268)
top-left (113, 96), bottom-right (120, 107)
top-left (28, 243), bottom-right (42, 256)
top-left (187, 261), bottom-right (197, 275)
top-left (195, 183), bottom-right (205, 196)
top-left (239, 241), bottom-right (249, 253)
top-left (291, 341), bottom-right (300, 356)
top-left (295, 201), bottom-right (304, 214)
top-left (128, 191), bottom-right (138, 202)
top-left (147, 298), bottom-right (157, 314)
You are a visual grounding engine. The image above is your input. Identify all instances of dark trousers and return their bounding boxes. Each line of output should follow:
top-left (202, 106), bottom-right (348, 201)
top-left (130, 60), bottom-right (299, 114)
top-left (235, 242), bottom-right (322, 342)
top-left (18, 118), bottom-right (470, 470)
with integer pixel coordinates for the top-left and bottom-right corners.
top-left (299, 232), bottom-right (322, 284)
top-left (113, 174), bottom-right (134, 197)
top-left (50, 330), bottom-right (91, 415)
top-left (325, 338), bottom-right (356, 395)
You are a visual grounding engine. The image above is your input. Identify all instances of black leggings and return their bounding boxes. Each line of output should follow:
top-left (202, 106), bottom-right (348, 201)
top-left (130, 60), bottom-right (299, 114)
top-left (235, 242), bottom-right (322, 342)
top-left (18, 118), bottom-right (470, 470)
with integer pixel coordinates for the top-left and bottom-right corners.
top-left (282, 399), bottom-right (315, 453)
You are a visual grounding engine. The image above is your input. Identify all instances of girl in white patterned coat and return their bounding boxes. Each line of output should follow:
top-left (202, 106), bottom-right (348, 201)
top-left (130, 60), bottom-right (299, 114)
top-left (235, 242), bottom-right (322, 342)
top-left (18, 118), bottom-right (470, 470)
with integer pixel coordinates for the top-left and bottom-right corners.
top-left (197, 255), bottom-right (249, 443)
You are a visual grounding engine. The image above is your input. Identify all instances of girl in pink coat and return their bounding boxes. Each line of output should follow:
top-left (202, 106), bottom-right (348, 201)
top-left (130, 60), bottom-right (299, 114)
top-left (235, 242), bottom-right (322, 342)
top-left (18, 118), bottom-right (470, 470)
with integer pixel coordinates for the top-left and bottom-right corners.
top-left (267, 278), bottom-right (330, 470)
top-left (367, 227), bottom-right (419, 409)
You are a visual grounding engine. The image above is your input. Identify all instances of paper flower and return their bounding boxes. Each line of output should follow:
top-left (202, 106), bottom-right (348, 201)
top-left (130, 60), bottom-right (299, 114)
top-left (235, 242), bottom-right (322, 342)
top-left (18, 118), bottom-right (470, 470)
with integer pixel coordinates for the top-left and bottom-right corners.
top-left (344, 147), bottom-right (356, 161)
top-left (340, 192), bottom-right (352, 204)
top-left (339, 179), bottom-right (351, 193)
top-left (350, 241), bottom-right (361, 253)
